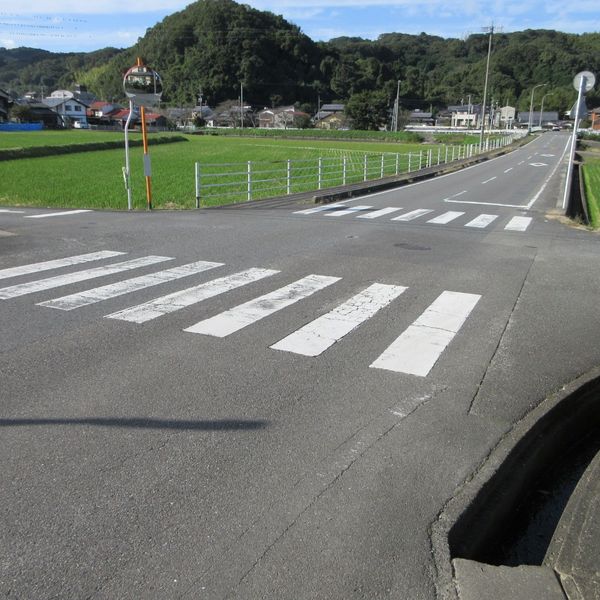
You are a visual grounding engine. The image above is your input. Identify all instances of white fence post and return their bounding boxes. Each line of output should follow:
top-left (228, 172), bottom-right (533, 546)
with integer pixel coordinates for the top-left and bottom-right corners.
top-left (287, 159), bottom-right (291, 195)
top-left (247, 161), bottom-right (252, 201)
top-left (445, 146), bottom-right (448, 164)
top-left (419, 150), bottom-right (423, 170)
top-left (364, 154), bottom-right (368, 181)
top-left (318, 157), bottom-right (323, 190)
top-left (408, 152), bottom-right (412, 173)
top-left (395, 153), bottom-right (399, 175)
top-left (380, 154), bottom-right (385, 178)
top-left (343, 156), bottom-right (347, 185)
top-left (437, 147), bottom-right (441, 165)
top-left (195, 162), bottom-right (201, 209)
top-left (428, 149), bottom-right (433, 168)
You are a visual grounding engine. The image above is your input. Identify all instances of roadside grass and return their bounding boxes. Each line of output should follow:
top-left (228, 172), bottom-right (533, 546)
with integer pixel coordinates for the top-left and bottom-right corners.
top-left (0, 129), bottom-right (142, 149)
top-left (0, 134), bottom-right (432, 210)
top-left (582, 158), bottom-right (600, 228)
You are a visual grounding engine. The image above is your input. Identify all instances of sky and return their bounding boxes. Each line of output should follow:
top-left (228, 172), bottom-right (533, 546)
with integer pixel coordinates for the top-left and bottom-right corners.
top-left (0, 0), bottom-right (598, 54)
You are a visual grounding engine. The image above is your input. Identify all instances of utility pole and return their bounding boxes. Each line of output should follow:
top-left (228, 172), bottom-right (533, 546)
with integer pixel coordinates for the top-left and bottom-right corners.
top-left (240, 82), bottom-right (244, 129)
top-left (394, 80), bottom-right (401, 132)
top-left (479, 24), bottom-right (494, 148)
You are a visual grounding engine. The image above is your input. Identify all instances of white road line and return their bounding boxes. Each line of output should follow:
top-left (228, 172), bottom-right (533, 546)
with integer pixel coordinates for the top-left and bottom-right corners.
top-left (106, 268), bottom-right (278, 324)
top-left (0, 255), bottom-right (170, 299)
top-left (357, 207), bottom-right (403, 219)
top-left (184, 274), bottom-right (340, 337)
top-left (0, 209), bottom-right (25, 214)
top-left (326, 205), bottom-right (372, 217)
top-left (293, 204), bottom-right (345, 215)
top-left (427, 211), bottom-right (465, 224)
top-left (464, 214), bottom-right (498, 228)
top-left (271, 283), bottom-right (406, 356)
top-left (370, 291), bottom-right (481, 376)
top-left (504, 216), bottom-right (532, 232)
top-left (37, 260), bottom-right (224, 310)
top-left (518, 161), bottom-right (525, 165)
top-left (481, 177), bottom-right (497, 184)
top-left (25, 210), bottom-right (93, 219)
top-left (504, 168), bottom-right (513, 173)
top-left (0, 250), bottom-right (125, 281)
top-left (391, 209), bottom-right (434, 222)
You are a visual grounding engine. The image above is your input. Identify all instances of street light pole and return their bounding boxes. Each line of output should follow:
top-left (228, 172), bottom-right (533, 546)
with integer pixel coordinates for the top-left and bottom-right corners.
top-left (527, 83), bottom-right (547, 133)
top-left (539, 92), bottom-right (550, 127)
top-left (479, 24), bottom-right (494, 148)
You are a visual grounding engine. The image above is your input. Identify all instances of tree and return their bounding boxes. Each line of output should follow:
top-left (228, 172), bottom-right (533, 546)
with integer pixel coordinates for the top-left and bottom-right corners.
top-left (10, 104), bottom-right (33, 122)
top-left (345, 90), bottom-right (389, 130)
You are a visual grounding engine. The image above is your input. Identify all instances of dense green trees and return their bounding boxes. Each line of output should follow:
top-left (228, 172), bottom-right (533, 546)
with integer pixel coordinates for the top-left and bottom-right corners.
top-left (1, 0), bottom-right (599, 126)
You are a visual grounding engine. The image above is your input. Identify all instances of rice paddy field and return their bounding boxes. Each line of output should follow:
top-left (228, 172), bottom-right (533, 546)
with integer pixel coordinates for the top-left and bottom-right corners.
top-left (0, 130), bottom-right (479, 210)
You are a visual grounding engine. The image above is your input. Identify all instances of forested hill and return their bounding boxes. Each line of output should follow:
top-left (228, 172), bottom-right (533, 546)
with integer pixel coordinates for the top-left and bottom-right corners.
top-left (1, 0), bottom-right (599, 111)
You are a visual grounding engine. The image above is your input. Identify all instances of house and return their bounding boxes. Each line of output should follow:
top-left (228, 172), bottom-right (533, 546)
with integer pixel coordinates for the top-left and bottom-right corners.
top-left (0, 88), bottom-right (11, 122)
top-left (258, 106), bottom-right (310, 129)
top-left (408, 110), bottom-right (435, 126)
top-left (591, 108), bottom-right (600, 131)
top-left (314, 103), bottom-right (345, 123)
top-left (208, 103), bottom-right (254, 128)
top-left (25, 102), bottom-right (64, 128)
top-left (109, 107), bottom-right (167, 130)
top-left (43, 90), bottom-right (89, 127)
top-left (496, 106), bottom-right (516, 128)
top-left (315, 111), bottom-right (350, 130)
top-left (87, 101), bottom-right (124, 127)
top-left (448, 104), bottom-right (481, 128)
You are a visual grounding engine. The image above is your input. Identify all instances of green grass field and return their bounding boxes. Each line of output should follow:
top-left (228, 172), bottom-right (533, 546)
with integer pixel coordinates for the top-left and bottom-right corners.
top-left (0, 129), bottom-right (144, 149)
top-left (582, 158), bottom-right (600, 228)
top-left (0, 130), bottom-right (486, 210)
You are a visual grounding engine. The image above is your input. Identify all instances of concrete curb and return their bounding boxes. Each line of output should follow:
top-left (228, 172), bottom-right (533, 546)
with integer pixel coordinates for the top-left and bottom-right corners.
top-left (431, 364), bottom-right (600, 600)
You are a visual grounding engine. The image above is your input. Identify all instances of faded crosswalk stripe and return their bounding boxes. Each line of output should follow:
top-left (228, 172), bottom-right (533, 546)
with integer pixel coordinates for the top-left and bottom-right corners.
top-left (392, 209), bottom-right (434, 221)
top-left (370, 291), bottom-right (480, 376)
top-left (325, 205), bottom-right (372, 216)
top-left (106, 268), bottom-right (278, 324)
top-left (271, 283), bottom-right (407, 357)
top-left (0, 255), bottom-right (171, 299)
top-left (38, 260), bottom-right (224, 311)
top-left (0, 251), bottom-right (125, 281)
top-left (184, 274), bottom-right (340, 337)
top-left (504, 216), bottom-right (532, 232)
top-left (293, 204), bottom-right (345, 215)
top-left (357, 207), bottom-right (403, 219)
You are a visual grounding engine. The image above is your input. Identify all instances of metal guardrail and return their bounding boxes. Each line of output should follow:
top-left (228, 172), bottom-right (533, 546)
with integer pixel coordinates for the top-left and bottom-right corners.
top-left (193, 134), bottom-right (523, 207)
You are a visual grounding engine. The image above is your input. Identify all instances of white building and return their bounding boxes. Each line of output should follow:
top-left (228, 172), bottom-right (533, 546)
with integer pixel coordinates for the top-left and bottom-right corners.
top-left (42, 90), bottom-right (89, 127)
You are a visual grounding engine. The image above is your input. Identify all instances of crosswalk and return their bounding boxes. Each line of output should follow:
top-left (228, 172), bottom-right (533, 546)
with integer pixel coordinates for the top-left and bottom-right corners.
top-left (0, 250), bottom-right (483, 378)
top-left (293, 204), bottom-right (533, 232)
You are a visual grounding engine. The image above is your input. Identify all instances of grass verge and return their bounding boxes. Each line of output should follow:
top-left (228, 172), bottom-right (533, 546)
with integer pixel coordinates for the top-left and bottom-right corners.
top-left (582, 158), bottom-right (600, 228)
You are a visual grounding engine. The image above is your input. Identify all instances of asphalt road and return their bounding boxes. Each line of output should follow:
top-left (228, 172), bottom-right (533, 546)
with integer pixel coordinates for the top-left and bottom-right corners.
top-left (1, 132), bottom-right (599, 599)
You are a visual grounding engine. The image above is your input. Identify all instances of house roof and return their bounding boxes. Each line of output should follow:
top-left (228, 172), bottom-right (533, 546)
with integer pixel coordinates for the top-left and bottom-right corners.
top-left (321, 103), bottom-right (344, 111)
top-left (43, 96), bottom-right (90, 109)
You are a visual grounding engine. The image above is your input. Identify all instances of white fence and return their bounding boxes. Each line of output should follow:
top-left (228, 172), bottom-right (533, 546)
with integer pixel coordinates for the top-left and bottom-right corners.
top-left (194, 134), bottom-right (523, 207)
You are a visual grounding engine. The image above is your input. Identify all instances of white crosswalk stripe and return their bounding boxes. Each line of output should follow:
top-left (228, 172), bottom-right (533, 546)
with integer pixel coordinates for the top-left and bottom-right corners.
top-left (106, 268), bottom-right (278, 324)
top-left (37, 260), bottom-right (224, 311)
top-left (465, 214), bottom-right (498, 228)
top-left (370, 291), bottom-right (480, 376)
top-left (184, 274), bottom-right (340, 337)
top-left (504, 216), bottom-right (532, 232)
top-left (427, 211), bottom-right (465, 224)
top-left (271, 283), bottom-right (407, 356)
top-left (0, 255), bottom-right (171, 299)
top-left (293, 205), bottom-right (533, 232)
top-left (0, 251), bottom-right (125, 281)
top-left (1, 253), bottom-right (484, 377)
